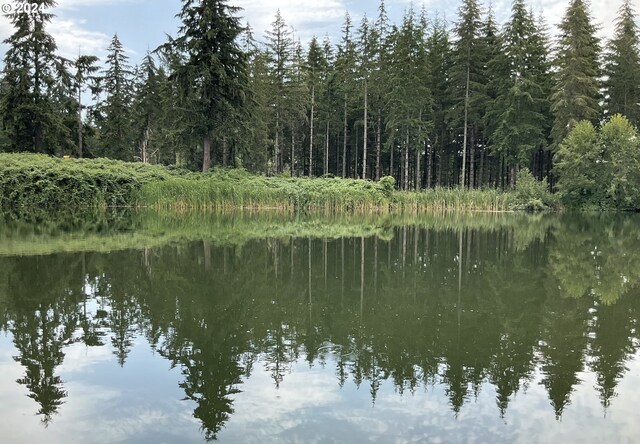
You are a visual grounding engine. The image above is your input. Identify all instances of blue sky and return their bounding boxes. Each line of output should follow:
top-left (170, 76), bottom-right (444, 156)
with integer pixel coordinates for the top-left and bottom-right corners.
top-left (0, 0), bottom-right (624, 65)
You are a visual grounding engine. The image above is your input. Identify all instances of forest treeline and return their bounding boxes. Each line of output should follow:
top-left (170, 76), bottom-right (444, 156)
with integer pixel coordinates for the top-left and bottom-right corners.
top-left (0, 0), bottom-right (639, 197)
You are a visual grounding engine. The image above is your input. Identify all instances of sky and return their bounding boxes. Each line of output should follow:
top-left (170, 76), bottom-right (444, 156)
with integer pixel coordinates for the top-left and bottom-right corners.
top-left (0, 0), bottom-right (629, 65)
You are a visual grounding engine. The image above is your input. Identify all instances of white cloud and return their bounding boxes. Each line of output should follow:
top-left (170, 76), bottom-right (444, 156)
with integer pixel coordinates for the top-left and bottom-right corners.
top-left (48, 17), bottom-right (112, 60)
top-left (235, 0), bottom-right (347, 43)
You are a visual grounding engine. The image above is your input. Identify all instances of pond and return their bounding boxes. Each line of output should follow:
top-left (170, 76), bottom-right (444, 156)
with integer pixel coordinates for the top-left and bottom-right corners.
top-left (0, 211), bottom-right (639, 443)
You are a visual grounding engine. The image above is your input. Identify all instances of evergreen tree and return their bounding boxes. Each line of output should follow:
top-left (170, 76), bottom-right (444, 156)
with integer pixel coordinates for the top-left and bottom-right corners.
top-left (603, 0), bottom-right (640, 126)
top-left (238, 24), bottom-right (271, 172)
top-left (335, 12), bottom-right (357, 177)
top-left (371, 0), bottom-right (391, 180)
top-left (0, 0), bottom-right (67, 153)
top-left (132, 52), bottom-right (161, 163)
top-left (356, 16), bottom-right (375, 179)
top-left (171, 0), bottom-right (249, 172)
top-left (94, 35), bottom-right (135, 160)
top-left (551, 0), bottom-right (601, 146)
top-left (74, 55), bottom-right (99, 158)
top-left (450, 0), bottom-right (484, 187)
top-left (478, 6), bottom-right (503, 187)
top-left (425, 17), bottom-right (453, 188)
top-left (306, 37), bottom-right (326, 177)
top-left (385, 9), bottom-right (431, 190)
top-left (490, 0), bottom-right (551, 187)
top-left (264, 10), bottom-right (293, 174)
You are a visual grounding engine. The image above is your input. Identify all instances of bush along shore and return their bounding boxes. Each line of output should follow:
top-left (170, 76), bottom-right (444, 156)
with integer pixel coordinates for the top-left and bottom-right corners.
top-left (0, 153), bottom-right (555, 214)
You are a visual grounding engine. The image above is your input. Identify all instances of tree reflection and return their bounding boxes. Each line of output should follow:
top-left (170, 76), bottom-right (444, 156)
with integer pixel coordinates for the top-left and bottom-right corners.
top-left (1, 213), bottom-right (640, 438)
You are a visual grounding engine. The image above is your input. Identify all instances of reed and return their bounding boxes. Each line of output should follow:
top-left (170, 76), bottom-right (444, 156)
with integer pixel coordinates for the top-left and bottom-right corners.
top-left (2, 153), bottom-right (520, 214)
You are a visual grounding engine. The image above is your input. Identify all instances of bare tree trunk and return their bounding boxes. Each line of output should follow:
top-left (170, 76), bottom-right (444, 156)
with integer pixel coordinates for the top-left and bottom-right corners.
top-left (478, 145), bottom-right (484, 188)
top-left (354, 125), bottom-right (358, 179)
top-left (342, 94), bottom-right (348, 177)
top-left (202, 132), bottom-right (211, 172)
top-left (390, 144), bottom-right (394, 184)
top-left (275, 111), bottom-right (280, 174)
top-left (461, 60), bottom-right (470, 187)
top-left (376, 113), bottom-right (381, 180)
top-left (141, 127), bottom-right (150, 163)
top-left (404, 129), bottom-right (409, 191)
top-left (291, 130), bottom-right (296, 176)
top-left (324, 120), bottom-right (329, 175)
top-left (469, 127), bottom-right (475, 188)
top-left (362, 79), bottom-right (368, 179)
top-left (416, 143), bottom-right (421, 190)
top-left (309, 84), bottom-right (315, 177)
top-left (427, 136), bottom-right (434, 189)
top-left (78, 85), bottom-right (83, 158)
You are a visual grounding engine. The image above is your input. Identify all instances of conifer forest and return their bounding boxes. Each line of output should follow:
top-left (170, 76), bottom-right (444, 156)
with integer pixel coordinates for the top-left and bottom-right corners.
top-left (1, 0), bottom-right (640, 206)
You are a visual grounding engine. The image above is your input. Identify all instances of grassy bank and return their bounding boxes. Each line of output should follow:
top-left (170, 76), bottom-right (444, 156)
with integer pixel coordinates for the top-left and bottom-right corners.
top-left (1, 153), bottom-right (520, 213)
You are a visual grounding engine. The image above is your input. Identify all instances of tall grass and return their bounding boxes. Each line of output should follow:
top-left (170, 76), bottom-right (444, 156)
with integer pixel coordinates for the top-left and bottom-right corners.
top-left (140, 169), bottom-right (515, 213)
top-left (2, 153), bottom-right (517, 213)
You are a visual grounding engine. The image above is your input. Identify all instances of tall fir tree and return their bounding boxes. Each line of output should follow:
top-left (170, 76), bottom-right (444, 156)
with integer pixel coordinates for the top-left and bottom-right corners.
top-left (0, 0), bottom-right (67, 153)
top-left (425, 17), bottom-right (453, 187)
top-left (306, 37), bottom-right (326, 177)
top-left (171, 0), bottom-right (249, 172)
top-left (335, 12), bottom-right (357, 177)
top-left (94, 34), bottom-right (135, 160)
top-left (264, 10), bottom-right (293, 174)
top-left (450, 0), bottom-right (484, 187)
top-left (132, 52), bottom-right (161, 163)
top-left (489, 0), bottom-right (552, 187)
top-left (74, 55), bottom-right (99, 158)
top-left (603, 0), bottom-right (640, 127)
top-left (550, 0), bottom-right (601, 147)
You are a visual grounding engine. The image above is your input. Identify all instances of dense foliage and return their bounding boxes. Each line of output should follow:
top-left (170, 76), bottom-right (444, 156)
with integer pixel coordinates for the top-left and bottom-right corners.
top-left (0, 153), bottom-right (517, 212)
top-left (555, 114), bottom-right (640, 210)
top-left (0, 0), bottom-right (639, 210)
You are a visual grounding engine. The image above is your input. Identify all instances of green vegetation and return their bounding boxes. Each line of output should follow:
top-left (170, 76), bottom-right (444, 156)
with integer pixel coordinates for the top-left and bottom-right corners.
top-left (1, 153), bottom-right (520, 214)
top-left (555, 114), bottom-right (640, 210)
top-left (0, 153), bottom-right (171, 212)
top-left (2, 0), bottom-right (639, 199)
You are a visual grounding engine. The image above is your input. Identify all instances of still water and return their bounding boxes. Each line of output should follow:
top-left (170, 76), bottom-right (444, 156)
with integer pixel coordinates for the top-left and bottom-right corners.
top-left (0, 211), bottom-right (639, 443)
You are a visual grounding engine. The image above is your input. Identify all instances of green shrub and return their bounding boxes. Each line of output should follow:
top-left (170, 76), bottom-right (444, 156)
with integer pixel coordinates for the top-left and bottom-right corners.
top-left (512, 168), bottom-right (557, 211)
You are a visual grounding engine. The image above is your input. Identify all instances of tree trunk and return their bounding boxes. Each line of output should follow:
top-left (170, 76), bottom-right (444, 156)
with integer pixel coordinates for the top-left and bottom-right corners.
top-left (478, 145), bottom-right (484, 189)
top-left (342, 94), bottom-right (348, 177)
top-left (427, 136), bottom-right (433, 189)
top-left (275, 111), bottom-right (280, 174)
top-left (202, 132), bottom-right (211, 172)
top-left (469, 126), bottom-right (475, 188)
top-left (324, 120), bottom-right (329, 175)
top-left (362, 79), bottom-right (368, 179)
top-left (416, 143), bottom-right (421, 190)
top-left (309, 84), bottom-right (315, 177)
top-left (78, 85), bottom-right (83, 158)
top-left (291, 130), bottom-right (296, 176)
top-left (390, 144), bottom-right (394, 184)
top-left (461, 60), bottom-right (470, 188)
top-left (376, 113), bottom-right (381, 180)
top-left (403, 129), bottom-right (409, 191)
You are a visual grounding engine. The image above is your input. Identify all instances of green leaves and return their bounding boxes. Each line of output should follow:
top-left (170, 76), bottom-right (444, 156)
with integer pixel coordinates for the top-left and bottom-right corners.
top-left (555, 115), bottom-right (640, 210)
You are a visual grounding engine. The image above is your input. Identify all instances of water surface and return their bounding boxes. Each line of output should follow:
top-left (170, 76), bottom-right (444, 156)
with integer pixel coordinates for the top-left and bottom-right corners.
top-left (0, 212), bottom-right (639, 443)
